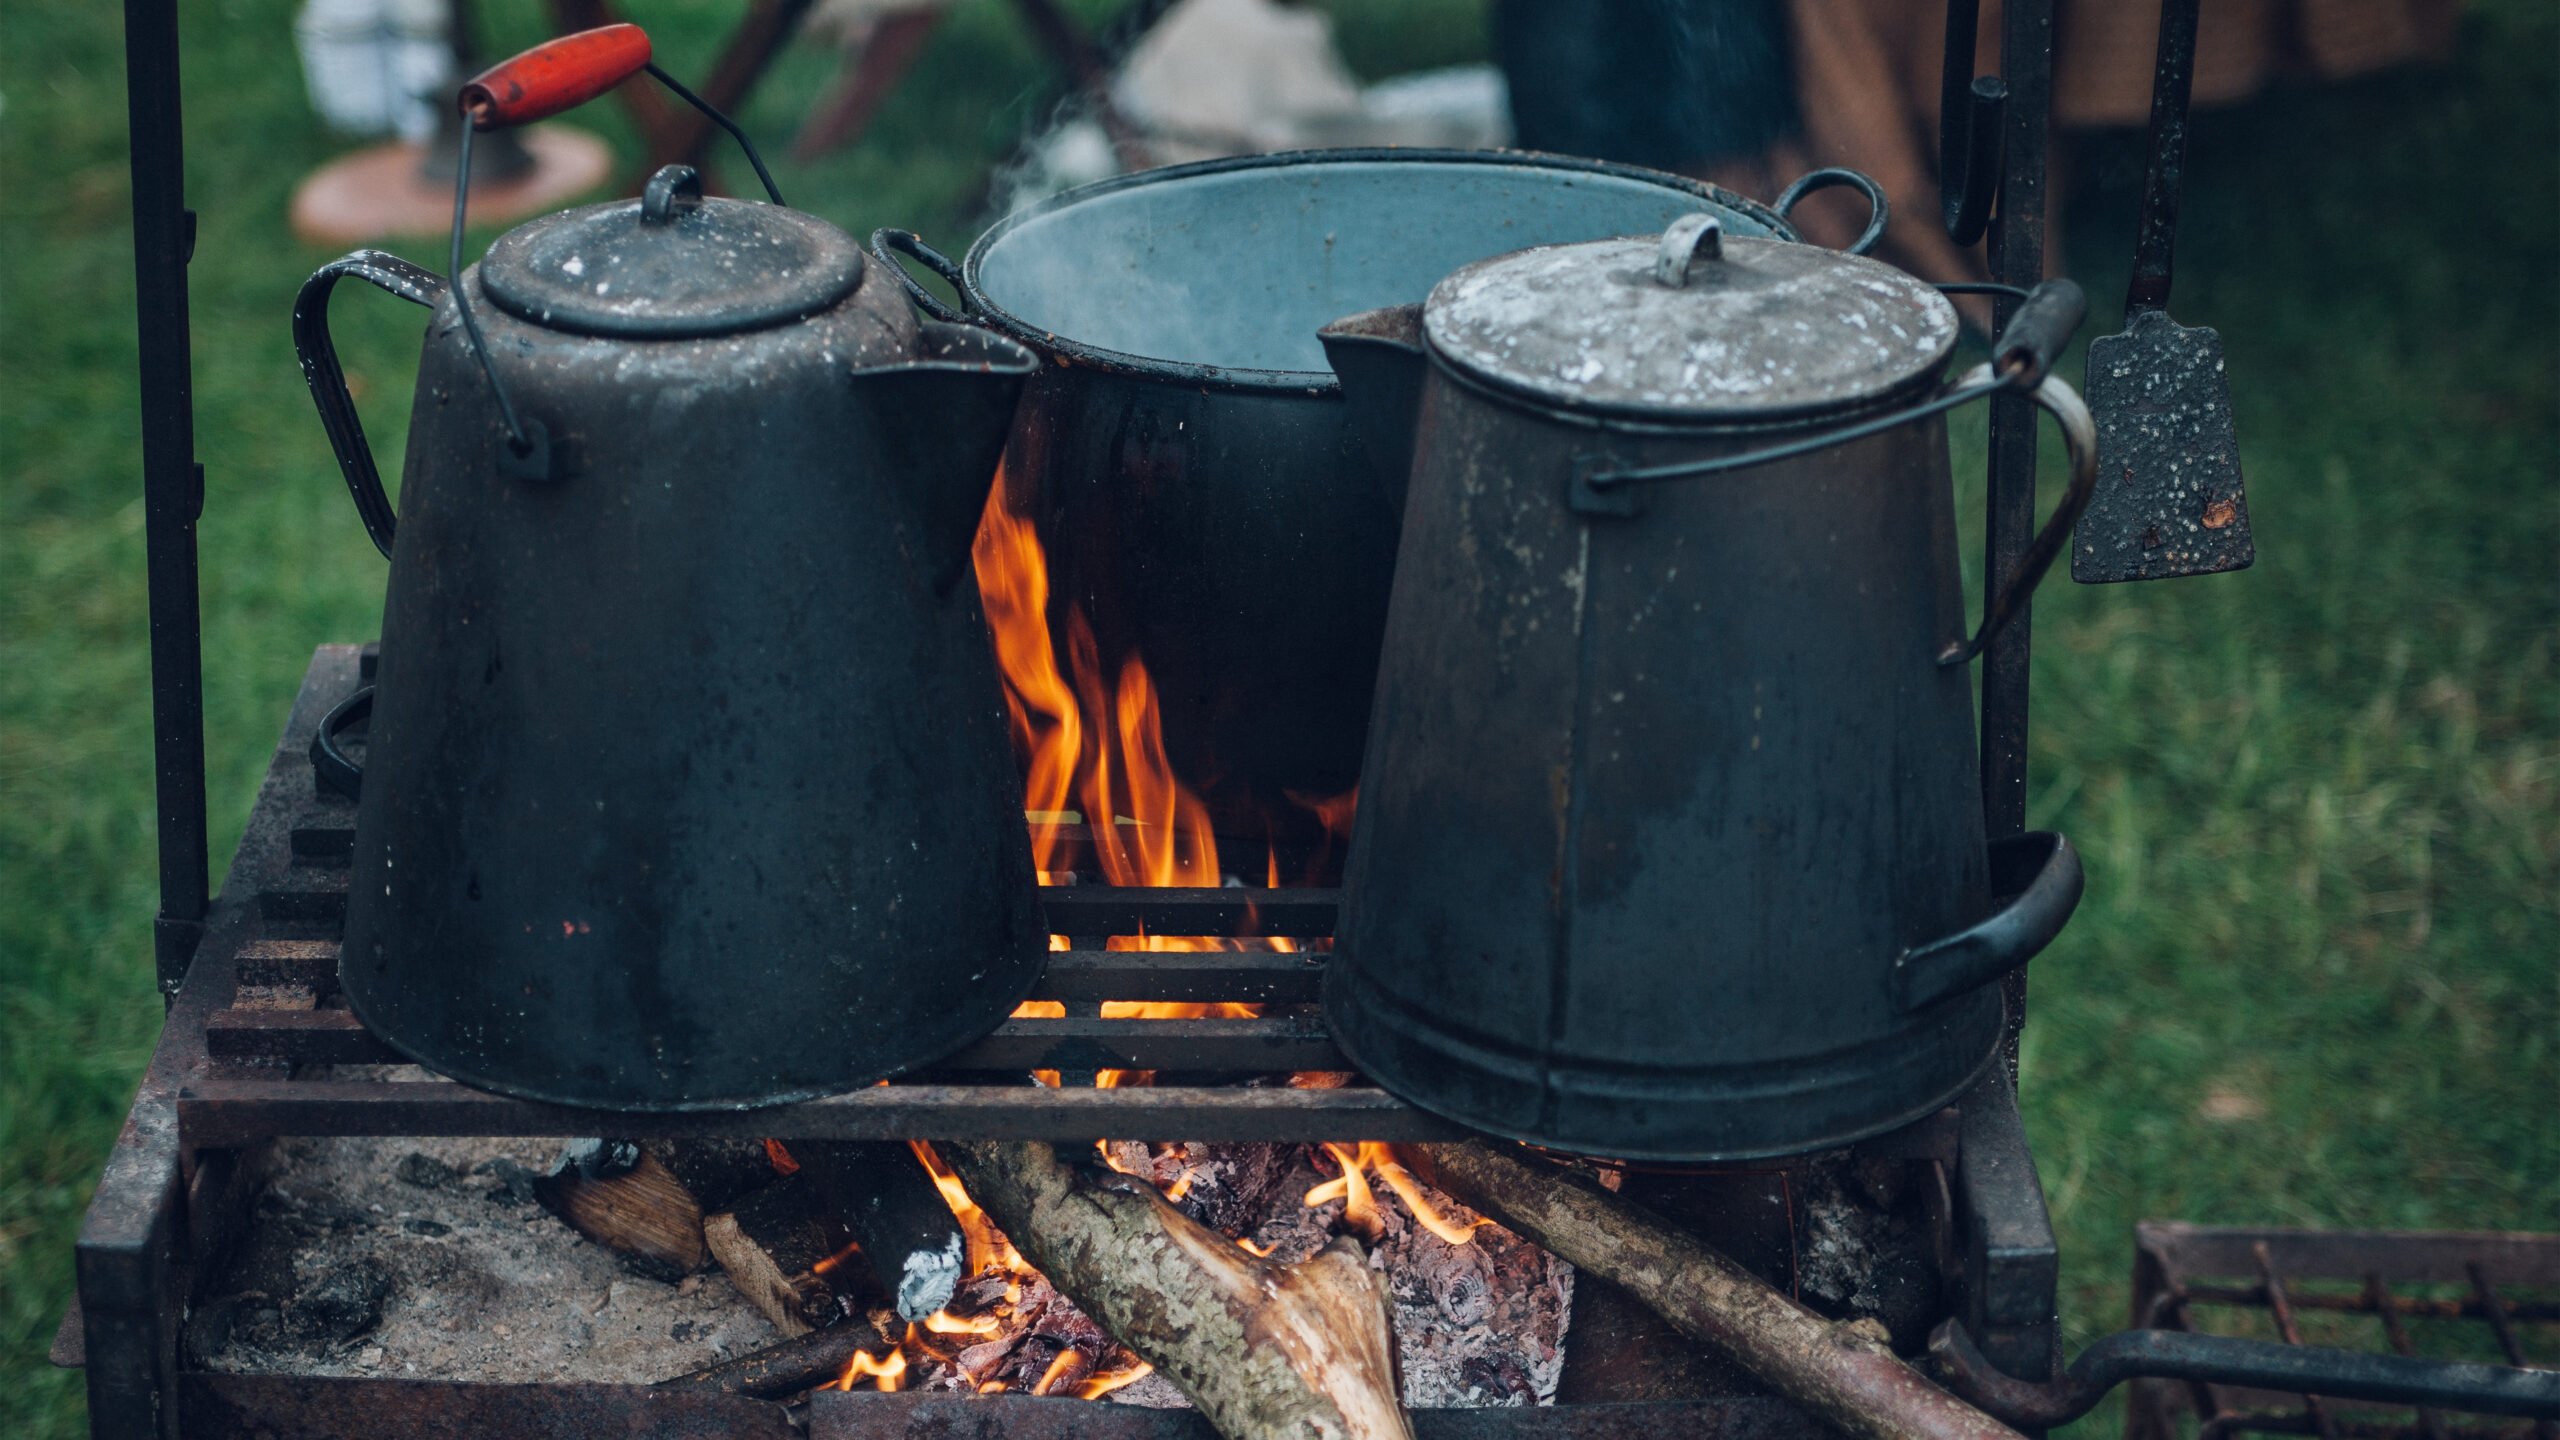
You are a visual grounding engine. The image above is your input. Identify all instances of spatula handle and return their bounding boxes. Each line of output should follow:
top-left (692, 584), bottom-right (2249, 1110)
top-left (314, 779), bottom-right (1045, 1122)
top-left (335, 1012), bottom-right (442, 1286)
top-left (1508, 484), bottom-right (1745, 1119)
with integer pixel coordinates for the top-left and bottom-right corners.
top-left (2127, 0), bottom-right (2202, 315)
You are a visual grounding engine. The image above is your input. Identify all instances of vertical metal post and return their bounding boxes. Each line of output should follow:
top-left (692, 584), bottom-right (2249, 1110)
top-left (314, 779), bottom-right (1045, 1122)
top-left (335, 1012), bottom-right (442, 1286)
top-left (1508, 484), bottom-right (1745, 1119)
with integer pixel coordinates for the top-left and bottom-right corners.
top-left (1984, 0), bottom-right (2052, 1078)
top-left (123, 0), bottom-right (209, 994)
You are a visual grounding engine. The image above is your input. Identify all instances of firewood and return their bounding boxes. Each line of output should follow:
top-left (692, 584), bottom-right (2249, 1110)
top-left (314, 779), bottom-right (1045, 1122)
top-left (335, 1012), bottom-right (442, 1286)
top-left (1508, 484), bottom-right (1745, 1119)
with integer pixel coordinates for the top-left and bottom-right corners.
top-left (703, 1173), bottom-right (855, 1338)
top-left (786, 1141), bottom-right (975, 1323)
top-left (1399, 1140), bottom-right (2024, 1440)
top-left (941, 1140), bottom-right (1413, 1440)
top-left (658, 1312), bottom-right (900, 1398)
top-left (531, 1139), bottom-right (705, 1280)
top-left (643, 1137), bottom-right (788, 1215)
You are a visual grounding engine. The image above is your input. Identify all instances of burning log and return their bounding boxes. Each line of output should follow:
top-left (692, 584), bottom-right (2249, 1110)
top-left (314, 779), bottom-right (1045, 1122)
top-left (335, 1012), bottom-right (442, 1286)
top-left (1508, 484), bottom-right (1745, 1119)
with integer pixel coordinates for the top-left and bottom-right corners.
top-left (1399, 1140), bottom-right (2026, 1440)
top-left (940, 1139), bottom-right (1413, 1440)
top-left (787, 1141), bottom-right (976, 1324)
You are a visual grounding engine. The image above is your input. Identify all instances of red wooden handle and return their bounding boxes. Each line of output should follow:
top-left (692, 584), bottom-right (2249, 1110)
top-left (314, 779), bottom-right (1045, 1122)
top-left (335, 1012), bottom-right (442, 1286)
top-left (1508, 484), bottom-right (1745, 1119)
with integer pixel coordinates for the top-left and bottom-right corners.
top-left (459, 23), bottom-right (651, 131)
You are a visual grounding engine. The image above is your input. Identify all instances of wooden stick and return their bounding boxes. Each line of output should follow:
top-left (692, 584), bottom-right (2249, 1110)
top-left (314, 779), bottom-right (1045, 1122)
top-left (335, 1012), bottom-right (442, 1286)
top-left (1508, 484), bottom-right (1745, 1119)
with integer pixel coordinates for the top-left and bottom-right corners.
top-left (1400, 1140), bottom-right (2025, 1440)
top-left (941, 1140), bottom-right (1412, 1440)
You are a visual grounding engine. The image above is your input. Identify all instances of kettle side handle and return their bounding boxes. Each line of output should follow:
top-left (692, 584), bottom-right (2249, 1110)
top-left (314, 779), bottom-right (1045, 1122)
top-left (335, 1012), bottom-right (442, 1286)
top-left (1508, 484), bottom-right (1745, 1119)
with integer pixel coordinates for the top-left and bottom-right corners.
top-left (293, 251), bottom-right (447, 561)
top-left (1891, 831), bottom-right (2083, 1012)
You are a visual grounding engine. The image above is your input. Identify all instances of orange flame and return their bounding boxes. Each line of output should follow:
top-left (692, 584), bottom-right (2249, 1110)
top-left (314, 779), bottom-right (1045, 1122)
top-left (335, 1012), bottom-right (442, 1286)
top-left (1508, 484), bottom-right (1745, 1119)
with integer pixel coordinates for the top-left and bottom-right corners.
top-left (831, 1347), bottom-right (907, 1392)
top-left (1078, 1359), bottom-right (1155, 1399)
top-left (1304, 1142), bottom-right (1487, 1246)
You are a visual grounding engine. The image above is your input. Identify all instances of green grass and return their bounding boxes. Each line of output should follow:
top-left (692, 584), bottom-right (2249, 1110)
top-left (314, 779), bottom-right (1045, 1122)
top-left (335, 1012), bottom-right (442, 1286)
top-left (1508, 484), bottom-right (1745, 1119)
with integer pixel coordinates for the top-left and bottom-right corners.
top-left (1, 1), bottom-right (2550, 1435)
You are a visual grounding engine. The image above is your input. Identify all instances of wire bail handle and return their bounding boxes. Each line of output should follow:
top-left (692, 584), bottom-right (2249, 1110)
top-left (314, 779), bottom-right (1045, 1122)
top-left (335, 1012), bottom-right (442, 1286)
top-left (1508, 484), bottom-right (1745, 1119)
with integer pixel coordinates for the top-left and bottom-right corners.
top-left (445, 24), bottom-right (787, 480)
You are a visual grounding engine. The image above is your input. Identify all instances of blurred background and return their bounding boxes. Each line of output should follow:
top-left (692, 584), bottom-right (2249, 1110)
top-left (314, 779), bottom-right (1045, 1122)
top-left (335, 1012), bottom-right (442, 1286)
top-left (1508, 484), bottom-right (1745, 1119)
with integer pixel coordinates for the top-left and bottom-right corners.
top-left (0, 0), bottom-right (2551, 1435)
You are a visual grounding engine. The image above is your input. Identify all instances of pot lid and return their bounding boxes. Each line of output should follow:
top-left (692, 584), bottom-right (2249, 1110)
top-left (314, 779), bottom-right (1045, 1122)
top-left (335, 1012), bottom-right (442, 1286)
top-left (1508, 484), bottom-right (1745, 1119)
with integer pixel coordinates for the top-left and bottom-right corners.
top-left (478, 166), bottom-right (864, 339)
top-left (1423, 216), bottom-right (1959, 419)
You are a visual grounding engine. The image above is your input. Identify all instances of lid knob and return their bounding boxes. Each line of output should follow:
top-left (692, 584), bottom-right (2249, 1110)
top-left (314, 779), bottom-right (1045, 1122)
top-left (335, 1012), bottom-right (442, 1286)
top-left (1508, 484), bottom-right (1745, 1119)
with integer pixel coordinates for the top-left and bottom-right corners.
top-left (1653, 214), bottom-right (1723, 288)
top-left (640, 164), bottom-right (703, 226)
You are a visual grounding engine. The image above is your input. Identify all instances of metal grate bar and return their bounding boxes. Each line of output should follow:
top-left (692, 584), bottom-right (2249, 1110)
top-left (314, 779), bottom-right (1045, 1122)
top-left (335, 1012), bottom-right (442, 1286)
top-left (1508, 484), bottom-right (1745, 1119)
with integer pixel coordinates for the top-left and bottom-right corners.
top-left (2256, 1240), bottom-right (2345, 1440)
top-left (174, 1076), bottom-right (1463, 1146)
top-left (2468, 1265), bottom-right (2558, 1440)
top-left (204, 1008), bottom-right (1351, 1072)
top-left (2370, 1274), bottom-right (2453, 1440)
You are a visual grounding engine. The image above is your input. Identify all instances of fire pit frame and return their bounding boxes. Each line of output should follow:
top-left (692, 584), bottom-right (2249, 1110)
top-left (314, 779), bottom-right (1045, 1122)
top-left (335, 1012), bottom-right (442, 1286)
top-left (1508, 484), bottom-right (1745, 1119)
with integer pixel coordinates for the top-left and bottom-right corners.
top-left (84, 0), bottom-right (2075, 1432)
top-left (73, 647), bottom-right (2064, 1437)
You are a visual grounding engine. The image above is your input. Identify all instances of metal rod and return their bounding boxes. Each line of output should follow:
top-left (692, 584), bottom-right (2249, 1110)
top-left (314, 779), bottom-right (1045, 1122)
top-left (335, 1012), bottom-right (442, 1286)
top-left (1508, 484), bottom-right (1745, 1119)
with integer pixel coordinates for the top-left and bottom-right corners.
top-left (446, 123), bottom-right (534, 456)
top-left (2126, 0), bottom-right (2203, 317)
top-left (643, 61), bottom-right (786, 206)
top-left (2467, 1263), bottom-right (2558, 1440)
top-left (2367, 1274), bottom-right (2451, 1440)
top-left (1982, 0), bottom-right (2052, 1084)
top-left (123, 0), bottom-right (210, 996)
top-left (2259, 1241), bottom-right (2345, 1440)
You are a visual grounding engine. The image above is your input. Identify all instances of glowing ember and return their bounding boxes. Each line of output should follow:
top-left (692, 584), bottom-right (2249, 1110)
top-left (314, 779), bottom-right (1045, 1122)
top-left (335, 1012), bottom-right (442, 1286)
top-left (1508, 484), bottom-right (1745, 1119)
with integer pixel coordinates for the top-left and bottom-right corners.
top-left (1304, 1143), bottom-right (1487, 1247)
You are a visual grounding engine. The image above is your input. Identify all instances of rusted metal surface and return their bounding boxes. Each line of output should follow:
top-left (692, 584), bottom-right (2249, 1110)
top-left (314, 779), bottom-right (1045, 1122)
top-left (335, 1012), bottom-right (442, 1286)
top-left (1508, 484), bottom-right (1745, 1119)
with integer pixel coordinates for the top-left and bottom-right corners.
top-left (2258, 1241), bottom-right (2346, 1440)
top-left (80, 644), bottom-right (366, 1440)
top-left (807, 1391), bottom-right (1844, 1440)
top-left (178, 1375), bottom-right (798, 1439)
top-left (2125, 1225), bottom-right (2560, 1440)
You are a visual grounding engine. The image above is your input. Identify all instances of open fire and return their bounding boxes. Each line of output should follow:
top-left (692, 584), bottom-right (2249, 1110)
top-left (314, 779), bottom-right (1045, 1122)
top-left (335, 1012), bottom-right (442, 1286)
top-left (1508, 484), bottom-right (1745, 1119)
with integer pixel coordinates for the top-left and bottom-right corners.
top-left (801, 476), bottom-right (1459, 1398)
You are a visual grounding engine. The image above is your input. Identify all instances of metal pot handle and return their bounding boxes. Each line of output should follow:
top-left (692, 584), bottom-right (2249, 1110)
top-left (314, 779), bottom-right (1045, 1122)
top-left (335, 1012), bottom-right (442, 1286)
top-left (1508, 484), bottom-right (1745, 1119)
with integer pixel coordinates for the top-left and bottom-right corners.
top-left (1774, 167), bottom-right (1890, 255)
top-left (1930, 1317), bottom-right (2560, 1431)
top-left (1566, 278), bottom-right (2098, 669)
top-left (1891, 831), bottom-right (2083, 1011)
top-left (310, 684), bottom-right (373, 801)
top-left (1934, 354), bottom-right (2099, 667)
top-left (292, 251), bottom-right (447, 560)
top-left (870, 229), bottom-right (977, 325)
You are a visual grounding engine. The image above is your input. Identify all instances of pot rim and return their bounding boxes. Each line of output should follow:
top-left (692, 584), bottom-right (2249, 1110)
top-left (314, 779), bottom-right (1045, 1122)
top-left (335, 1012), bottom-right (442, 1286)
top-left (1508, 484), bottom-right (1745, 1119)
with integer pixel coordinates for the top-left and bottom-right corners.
top-left (958, 147), bottom-right (1800, 396)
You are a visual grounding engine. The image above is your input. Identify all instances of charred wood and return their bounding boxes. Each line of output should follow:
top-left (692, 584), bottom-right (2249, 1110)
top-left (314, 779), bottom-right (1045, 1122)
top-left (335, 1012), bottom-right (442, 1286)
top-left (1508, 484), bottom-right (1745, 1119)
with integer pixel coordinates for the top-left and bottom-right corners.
top-left (658, 1313), bottom-right (901, 1398)
top-left (789, 1141), bottom-right (974, 1324)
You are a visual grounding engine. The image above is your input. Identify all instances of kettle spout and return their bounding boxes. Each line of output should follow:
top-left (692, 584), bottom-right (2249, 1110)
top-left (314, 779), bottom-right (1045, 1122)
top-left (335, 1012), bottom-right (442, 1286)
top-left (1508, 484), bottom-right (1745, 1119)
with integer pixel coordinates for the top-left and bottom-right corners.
top-left (1320, 303), bottom-right (1427, 519)
top-left (847, 322), bottom-right (1039, 593)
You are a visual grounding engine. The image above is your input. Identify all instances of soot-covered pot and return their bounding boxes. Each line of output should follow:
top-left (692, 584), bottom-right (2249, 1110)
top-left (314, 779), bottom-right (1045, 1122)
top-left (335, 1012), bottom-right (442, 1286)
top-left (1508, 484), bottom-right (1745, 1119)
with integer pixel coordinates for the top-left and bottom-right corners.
top-left (292, 39), bottom-right (1046, 1109)
top-left (1319, 215), bottom-right (2097, 1159)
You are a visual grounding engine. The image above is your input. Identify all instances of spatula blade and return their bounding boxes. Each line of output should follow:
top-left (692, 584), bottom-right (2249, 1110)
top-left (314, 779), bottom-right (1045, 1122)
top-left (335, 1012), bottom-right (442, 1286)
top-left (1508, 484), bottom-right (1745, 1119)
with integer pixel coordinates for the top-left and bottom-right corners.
top-left (2074, 310), bottom-right (2252, 583)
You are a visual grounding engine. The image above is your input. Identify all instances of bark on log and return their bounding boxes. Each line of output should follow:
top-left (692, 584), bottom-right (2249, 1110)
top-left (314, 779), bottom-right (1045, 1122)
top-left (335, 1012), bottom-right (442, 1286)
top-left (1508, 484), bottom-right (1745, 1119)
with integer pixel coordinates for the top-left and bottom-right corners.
top-left (941, 1140), bottom-right (1413, 1440)
top-left (1400, 1140), bottom-right (2024, 1440)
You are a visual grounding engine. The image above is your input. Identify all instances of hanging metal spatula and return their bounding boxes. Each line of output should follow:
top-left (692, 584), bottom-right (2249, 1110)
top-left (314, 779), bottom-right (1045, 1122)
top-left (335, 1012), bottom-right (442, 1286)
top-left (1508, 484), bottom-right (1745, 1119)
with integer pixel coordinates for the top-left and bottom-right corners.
top-left (2073, 0), bottom-right (2253, 583)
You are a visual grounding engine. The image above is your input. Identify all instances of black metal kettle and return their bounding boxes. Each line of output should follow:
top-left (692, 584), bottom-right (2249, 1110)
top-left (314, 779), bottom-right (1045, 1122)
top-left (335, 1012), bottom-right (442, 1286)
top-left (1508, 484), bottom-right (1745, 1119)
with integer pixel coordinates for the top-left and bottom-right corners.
top-left (290, 26), bottom-right (1046, 1110)
top-left (1318, 214), bottom-right (2096, 1160)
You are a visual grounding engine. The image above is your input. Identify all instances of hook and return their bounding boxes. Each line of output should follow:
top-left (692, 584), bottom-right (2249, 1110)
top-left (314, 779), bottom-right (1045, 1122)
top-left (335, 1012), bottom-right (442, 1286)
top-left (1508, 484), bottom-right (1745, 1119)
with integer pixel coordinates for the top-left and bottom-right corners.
top-left (1939, 0), bottom-right (2007, 247)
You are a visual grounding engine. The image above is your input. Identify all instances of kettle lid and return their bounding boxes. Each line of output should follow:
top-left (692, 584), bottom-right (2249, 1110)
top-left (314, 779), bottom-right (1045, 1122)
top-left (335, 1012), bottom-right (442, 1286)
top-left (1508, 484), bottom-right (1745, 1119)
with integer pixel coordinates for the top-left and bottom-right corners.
top-left (478, 166), bottom-right (864, 339)
top-left (1423, 216), bottom-right (1958, 420)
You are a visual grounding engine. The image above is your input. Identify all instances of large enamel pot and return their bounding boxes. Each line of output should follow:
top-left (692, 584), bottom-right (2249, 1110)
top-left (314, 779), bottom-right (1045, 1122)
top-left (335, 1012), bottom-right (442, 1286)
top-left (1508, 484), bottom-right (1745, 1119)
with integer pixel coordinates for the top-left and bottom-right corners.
top-left (1318, 218), bottom-right (2097, 1159)
top-left (872, 150), bottom-right (1806, 835)
top-left (292, 159), bottom-right (1048, 1110)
